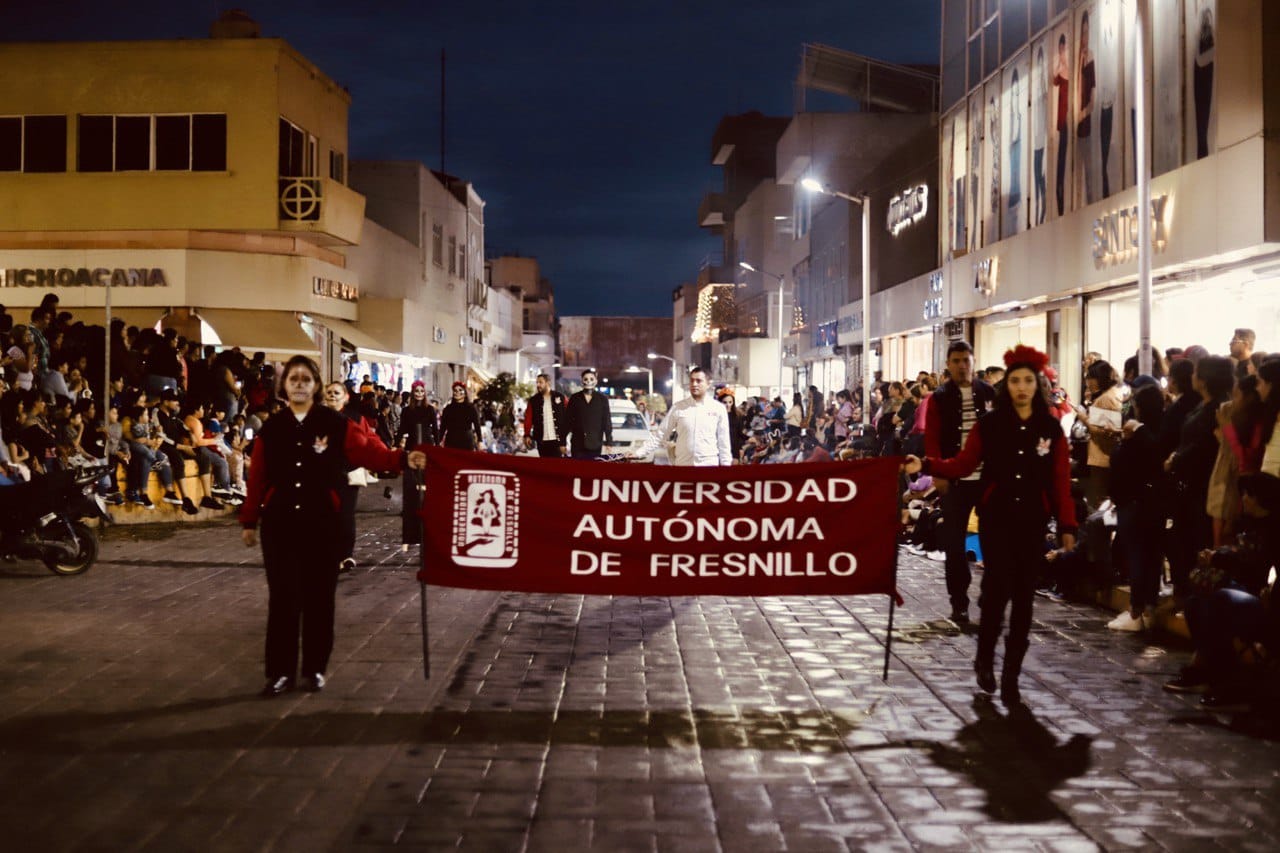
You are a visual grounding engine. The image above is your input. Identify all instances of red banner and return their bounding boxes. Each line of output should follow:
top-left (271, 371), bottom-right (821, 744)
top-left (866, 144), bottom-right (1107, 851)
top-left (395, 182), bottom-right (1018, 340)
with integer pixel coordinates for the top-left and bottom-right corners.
top-left (417, 448), bottom-right (901, 598)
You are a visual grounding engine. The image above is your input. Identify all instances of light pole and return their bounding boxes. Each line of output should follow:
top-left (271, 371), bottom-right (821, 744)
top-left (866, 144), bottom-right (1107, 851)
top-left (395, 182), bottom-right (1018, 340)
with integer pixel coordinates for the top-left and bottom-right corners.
top-left (739, 261), bottom-right (787, 400)
top-left (802, 177), bottom-right (872, 426)
top-left (513, 340), bottom-right (547, 384)
top-left (625, 365), bottom-right (653, 398)
top-left (647, 352), bottom-right (680, 403)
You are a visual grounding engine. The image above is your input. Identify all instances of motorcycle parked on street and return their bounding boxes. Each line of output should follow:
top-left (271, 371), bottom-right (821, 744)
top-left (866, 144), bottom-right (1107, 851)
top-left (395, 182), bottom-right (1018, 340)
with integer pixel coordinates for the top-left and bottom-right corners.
top-left (0, 464), bottom-right (113, 576)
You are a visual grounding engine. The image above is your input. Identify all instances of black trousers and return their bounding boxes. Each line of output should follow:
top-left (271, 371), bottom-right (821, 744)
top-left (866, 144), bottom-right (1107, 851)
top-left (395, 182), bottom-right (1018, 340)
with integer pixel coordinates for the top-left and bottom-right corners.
top-left (976, 520), bottom-right (1042, 671)
top-left (941, 479), bottom-right (983, 614)
top-left (535, 441), bottom-right (563, 458)
top-left (261, 516), bottom-right (341, 680)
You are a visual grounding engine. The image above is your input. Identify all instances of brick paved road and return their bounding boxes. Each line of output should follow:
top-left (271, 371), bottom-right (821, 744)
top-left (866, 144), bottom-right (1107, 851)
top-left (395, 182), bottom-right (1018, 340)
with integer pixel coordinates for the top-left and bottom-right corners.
top-left (0, 483), bottom-right (1276, 851)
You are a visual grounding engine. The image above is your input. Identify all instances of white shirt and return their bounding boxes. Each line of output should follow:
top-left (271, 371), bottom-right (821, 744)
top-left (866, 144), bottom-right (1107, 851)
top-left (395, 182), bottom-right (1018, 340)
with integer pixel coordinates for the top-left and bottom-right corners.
top-left (637, 395), bottom-right (732, 466)
top-left (540, 394), bottom-right (557, 442)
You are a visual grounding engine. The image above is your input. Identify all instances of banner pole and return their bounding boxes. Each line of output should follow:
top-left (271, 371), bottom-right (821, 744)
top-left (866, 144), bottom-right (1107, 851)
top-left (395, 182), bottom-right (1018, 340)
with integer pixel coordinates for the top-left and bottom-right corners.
top-left (420, 578), bottom-right (430, 681)
top-left (882, 541), bottom-right (900, 682)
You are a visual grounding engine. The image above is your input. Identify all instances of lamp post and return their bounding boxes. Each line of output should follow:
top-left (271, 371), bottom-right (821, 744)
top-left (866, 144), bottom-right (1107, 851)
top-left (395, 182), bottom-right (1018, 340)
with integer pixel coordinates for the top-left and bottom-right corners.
top-left (625, 365), bottom-right (653, 398)
top-left (739, 261), bottom-right (787, 400)
top-left (513, 340), bottom-right (548, 384)
top-left (1135, 0), bottom-right (1153, 376)
top-left (647, 352), bottom-right (680, 403)
top-left (802, 177), bottom-right (872, 426)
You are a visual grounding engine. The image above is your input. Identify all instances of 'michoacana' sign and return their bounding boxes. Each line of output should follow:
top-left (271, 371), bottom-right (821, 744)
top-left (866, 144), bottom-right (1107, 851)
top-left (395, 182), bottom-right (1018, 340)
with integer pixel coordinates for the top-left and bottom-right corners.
top-left (0, 268), bottom-right (168, 287)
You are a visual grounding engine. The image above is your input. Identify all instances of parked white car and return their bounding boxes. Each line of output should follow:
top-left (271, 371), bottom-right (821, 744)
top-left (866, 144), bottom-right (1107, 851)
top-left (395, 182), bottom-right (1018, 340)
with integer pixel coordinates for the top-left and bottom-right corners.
top-left (608, 398), bottom-right (655, 456)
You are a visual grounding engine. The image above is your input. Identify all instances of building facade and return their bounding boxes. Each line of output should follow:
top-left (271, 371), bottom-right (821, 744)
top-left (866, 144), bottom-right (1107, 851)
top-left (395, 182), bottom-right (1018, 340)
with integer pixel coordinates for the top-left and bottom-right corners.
top-left (866, 0), bottom-right (1280, 396)
top-left (0, 20), bottom-right (369, 378)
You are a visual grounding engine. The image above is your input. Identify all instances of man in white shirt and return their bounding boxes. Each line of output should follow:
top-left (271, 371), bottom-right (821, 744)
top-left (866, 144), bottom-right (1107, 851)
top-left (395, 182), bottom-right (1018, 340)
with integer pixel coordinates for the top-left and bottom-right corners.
top-left (630, 367), bottom-right (731, 466)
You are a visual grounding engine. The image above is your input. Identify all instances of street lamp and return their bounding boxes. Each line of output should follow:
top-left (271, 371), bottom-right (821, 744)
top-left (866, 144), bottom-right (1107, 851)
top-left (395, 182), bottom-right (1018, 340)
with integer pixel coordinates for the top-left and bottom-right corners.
top-left (625, 365), bottom-right (653, 398)
top-left (802, 177), bottom-right (872, 426)
top-left (513, 340), bottom-right (548, 383)
top-left (647, 352), bottom-right (681, 402)
top-left (739, 261), bottom-right (787, 400)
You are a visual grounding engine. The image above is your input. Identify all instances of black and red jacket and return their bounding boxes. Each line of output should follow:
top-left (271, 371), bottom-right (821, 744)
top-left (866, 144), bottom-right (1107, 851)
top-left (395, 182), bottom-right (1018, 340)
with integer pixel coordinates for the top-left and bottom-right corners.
top-left (924, 406), bottom-right (1077, 535)
top-left (240, 404), bottom-right (405, 529)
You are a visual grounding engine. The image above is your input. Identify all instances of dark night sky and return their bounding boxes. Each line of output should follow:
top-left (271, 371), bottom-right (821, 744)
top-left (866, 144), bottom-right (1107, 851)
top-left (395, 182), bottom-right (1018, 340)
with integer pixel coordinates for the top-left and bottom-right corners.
top-left (8, 1), bottom-right (940, 317)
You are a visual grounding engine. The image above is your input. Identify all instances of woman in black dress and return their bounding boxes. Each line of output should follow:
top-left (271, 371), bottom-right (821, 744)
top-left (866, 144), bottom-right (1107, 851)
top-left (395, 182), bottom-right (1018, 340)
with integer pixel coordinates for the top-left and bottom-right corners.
top-left (438, 381), bottom-right (482, 451)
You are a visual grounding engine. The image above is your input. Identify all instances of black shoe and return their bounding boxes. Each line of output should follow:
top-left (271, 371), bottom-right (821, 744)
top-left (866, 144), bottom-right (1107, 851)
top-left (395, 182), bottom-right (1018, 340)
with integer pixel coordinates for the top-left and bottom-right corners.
top-left (200, 496), bottom-right (224, 510)
top-left (261, 676), bottom-right (293, 698)
top-left (383, 486), bottom-right (393, 499)
top-left (301, 673), bottom-right (326, 692)
top-left (1200, 690), bottom-right (1250, 711)
top-left (1000, 678), bottom-right (1022, 706)
top-left (339, 558), bottom-right (356, 573)
top-left (950, 609), bottom-right (970, 625)
top-left (162, 491), bottom-right (183, 505)
top-left (975, 660), bottom-right (997, 694)
top-left (181, 497), bottom-right (199, 516)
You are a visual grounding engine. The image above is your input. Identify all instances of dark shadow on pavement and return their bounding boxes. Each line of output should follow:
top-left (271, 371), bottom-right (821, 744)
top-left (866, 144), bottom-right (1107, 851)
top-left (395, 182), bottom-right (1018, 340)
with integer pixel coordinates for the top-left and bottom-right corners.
top-left (850, 697), bottom-right (1092, 823)
top-left (0, 703), bottom-right (866, 755)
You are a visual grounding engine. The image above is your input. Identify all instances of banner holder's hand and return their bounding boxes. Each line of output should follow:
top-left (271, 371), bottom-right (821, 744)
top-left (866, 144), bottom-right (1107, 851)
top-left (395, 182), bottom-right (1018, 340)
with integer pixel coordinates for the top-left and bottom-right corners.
top-left (242, 528), bottom-right (257, 547)
top-left (900, 455), bottom-right (923, 475)
top-left (407, 450), bottom-right (427, 470)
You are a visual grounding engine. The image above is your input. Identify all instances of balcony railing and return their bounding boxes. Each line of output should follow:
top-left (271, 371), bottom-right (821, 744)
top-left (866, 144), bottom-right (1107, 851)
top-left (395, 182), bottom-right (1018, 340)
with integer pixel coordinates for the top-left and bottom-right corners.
top-left (277, 176), bottom-right (365, 246)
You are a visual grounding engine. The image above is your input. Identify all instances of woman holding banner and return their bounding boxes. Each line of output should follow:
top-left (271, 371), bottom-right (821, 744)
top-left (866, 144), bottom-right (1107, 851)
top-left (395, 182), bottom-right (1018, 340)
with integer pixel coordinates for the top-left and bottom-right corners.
top-left (904, 346), bottom-right (1077, 706)
top-left (240, 356), bottom-right (426, 698)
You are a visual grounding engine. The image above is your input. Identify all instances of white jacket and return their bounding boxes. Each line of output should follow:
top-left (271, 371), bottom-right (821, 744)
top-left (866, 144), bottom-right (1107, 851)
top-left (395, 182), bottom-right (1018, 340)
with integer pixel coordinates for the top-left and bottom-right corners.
top-left (637, 396), bottom-right (732, 466)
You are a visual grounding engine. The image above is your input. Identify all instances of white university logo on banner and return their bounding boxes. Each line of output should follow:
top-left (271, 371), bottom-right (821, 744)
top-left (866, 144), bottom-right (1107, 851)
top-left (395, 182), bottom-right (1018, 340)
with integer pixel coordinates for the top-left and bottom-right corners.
top-left (451, 470), bottom-right (521, 567)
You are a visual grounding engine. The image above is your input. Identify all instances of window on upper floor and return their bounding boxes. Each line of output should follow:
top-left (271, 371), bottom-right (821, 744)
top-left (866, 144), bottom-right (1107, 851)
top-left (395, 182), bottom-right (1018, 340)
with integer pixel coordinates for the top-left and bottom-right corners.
top-left (328, 150), bottom-right (345, 183)
top-left (0, 115), bottom-right (67, 173)
top-left (77, 114), bottom-right (225, 172)
top-left (278, 117), bottom-right (316, 178)
top-left (432, 224), bottom-right (444, 267)
top-left (457, 240), bottom-right (466, 279)
top-left (448, 235), bottom-right (458, 275)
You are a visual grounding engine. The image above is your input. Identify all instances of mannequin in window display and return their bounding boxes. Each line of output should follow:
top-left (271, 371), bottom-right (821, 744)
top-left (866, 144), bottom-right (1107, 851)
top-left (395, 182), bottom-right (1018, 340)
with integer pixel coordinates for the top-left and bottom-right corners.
top-left (1008, 68), bottom-right (1023, 232)
top-left (970, 104), bottom-right (982, 250)
top-left (1099, 0), bottom-right (1117, 198)
top-left (1193, 6), bottom-right (1215, 160)
top-left (1053, 33), bottom-right (1071, 217)
top-left (1033, 47), bottom-right (1048, 226)
top-left (1076, 10), bottom-right (1096, 207)
top-left (989, 95), bottom-right (1000, 239)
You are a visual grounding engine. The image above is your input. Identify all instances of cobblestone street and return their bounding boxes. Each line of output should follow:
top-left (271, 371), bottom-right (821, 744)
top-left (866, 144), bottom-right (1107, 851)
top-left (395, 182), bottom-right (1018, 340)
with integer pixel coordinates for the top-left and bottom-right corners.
top-left (0, 484), bottom-right (1277, 851)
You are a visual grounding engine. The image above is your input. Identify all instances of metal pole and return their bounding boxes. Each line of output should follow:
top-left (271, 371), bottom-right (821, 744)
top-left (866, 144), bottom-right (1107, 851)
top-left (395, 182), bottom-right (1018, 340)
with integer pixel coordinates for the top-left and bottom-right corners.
top-left (861, 194), bottom-right (872, 426)
top-left (1136, 0), bottom-right (1153, 376)
top-left (777, 282), bottom-right (785, 399)
top-left (102, 276), bottom-right (111, 435)
top-left (647, 368), bottom-right (653, 399)
top-left (420, 580), bottom-right (431, 680)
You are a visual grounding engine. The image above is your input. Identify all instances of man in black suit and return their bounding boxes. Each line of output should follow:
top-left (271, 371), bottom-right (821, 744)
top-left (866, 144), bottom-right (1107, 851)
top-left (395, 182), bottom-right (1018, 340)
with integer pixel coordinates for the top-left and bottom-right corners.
top-left (565, 369), bottom-right (613, 460)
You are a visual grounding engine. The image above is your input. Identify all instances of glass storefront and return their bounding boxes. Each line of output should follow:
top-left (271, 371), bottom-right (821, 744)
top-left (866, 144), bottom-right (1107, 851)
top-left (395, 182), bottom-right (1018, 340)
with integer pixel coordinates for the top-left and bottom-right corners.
top-left (1086, 269), bottom-right (1280, 370)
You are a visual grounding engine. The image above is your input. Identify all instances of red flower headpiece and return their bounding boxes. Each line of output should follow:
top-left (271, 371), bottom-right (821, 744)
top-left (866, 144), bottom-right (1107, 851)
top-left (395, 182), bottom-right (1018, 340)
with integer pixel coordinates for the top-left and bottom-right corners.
top-left (1003, 344), bottom-right (1050, 374)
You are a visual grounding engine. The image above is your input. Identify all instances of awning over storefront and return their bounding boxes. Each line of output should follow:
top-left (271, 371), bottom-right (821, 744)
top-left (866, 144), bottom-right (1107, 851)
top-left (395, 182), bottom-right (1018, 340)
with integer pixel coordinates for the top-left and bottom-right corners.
top-left (314, 316), bottom-right (401, 362)
top-left (467, 364), bottom-right (496, 385)
top-left (196, 308), bottom-right (319, 362)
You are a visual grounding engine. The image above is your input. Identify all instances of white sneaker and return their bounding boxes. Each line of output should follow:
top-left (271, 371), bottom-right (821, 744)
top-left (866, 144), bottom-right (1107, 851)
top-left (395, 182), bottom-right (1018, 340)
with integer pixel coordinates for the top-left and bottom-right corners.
top-left (925, 550), bottom-right (946, 562)
top-left (1107, 612), bottom-right (1144, 632)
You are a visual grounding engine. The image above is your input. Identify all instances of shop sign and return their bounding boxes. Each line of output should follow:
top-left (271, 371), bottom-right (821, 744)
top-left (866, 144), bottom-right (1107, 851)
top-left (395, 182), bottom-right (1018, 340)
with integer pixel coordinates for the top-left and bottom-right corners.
top-left (945, 319), bottom-right (966, 339)
top-left (0, 267), bottom-right (168, 288)
top-left (923, 271), bottom-right (944, 320)
top-left (313, 276), bottom-right (358, 302)
top-left (839, 312), bottom-right (862, 333)
top-left (887, 184), bottom-right (928, 236)
top-left (973, 257), bottom-right (998, 296)
top-left (1091, 194), bottom-right (1171, 269)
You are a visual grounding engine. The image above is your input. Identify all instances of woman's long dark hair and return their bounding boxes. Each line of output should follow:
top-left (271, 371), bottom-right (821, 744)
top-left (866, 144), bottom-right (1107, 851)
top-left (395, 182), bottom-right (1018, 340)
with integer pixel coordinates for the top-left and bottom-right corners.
top-left (1230, 374), bottom-right (1264, 439)
top-left (992, 365), bottom-right (1054, 418)
top-left (1085, 359), bottom-right (1118, 394)
top-left (1130, 384), bottom-right (1165, 434)
top-left (1257, 358), bottom-right (1280, 445)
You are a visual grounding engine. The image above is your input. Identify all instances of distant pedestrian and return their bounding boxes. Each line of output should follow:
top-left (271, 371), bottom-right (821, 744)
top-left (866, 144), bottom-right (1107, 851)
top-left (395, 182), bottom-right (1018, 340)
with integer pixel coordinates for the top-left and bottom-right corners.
top-left (240, 356), bottom-right (425, 698)
top-left (438, 382), bottom-right (482, 451)
top-left (522, 373), bottom-right (567, 457)
top-left (565, 369), bottom-right (613, 460)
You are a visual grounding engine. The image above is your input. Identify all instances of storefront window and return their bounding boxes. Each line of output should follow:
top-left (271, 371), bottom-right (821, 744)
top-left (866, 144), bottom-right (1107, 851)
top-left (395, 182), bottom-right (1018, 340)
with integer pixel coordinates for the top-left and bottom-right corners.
top-left (1086, 273), bottom-right (1280, 377)
top-left (976, 311), bottom-right (1047, 372)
